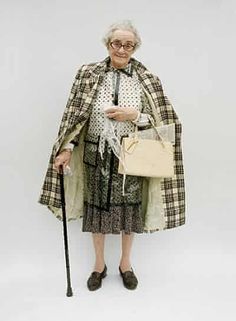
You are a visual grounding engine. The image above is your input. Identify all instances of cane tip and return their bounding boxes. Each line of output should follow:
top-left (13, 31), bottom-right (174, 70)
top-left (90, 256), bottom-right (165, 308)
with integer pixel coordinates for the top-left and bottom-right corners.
top-left (66, 288), bottom-right (73, 297)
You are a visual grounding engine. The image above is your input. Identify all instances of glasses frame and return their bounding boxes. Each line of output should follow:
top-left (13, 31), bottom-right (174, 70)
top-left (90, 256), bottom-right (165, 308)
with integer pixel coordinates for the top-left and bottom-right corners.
top-left (109, 41), bottom-right (136, 52)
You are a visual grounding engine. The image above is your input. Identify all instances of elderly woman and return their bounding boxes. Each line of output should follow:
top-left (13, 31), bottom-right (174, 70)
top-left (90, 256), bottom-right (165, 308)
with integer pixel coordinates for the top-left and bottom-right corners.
top-left (38, 20), bottom-right (186, 291)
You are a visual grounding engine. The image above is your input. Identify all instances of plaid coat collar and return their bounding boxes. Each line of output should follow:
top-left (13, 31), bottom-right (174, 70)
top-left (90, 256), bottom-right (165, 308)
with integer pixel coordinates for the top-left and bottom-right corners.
top-left (87, 56), bottom-right (148, 77)
top-left (86, 56), bottom-right (158, 98)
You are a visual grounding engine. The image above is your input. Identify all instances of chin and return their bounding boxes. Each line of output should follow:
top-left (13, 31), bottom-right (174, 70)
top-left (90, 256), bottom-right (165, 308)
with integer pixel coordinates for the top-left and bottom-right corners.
top-left (113, 56), bottom-right (128, 67)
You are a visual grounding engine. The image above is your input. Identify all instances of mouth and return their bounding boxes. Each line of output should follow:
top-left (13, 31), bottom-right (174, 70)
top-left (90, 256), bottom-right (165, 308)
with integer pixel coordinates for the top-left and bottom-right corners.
top-left (115, 55), bottom-right (127, 58)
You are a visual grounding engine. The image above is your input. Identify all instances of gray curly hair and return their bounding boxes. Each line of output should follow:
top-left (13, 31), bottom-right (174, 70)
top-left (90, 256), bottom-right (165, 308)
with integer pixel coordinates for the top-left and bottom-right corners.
top-left (102, 20), bottom-right (142, 51)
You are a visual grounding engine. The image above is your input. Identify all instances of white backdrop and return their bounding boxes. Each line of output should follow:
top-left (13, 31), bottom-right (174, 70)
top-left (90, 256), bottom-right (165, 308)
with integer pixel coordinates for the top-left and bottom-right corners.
top-left (0, 0), bottom-right (235, 320)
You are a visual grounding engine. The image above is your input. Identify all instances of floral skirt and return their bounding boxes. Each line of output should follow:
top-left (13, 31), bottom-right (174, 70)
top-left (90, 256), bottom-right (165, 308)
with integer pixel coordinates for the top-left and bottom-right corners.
top-left (81, 137), bottom-right (144, 234)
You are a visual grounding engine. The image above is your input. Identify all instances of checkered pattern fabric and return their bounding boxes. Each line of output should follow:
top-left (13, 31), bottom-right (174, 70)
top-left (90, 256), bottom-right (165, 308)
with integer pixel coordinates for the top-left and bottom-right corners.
top-left (38, 56), bottom-right (186, 230)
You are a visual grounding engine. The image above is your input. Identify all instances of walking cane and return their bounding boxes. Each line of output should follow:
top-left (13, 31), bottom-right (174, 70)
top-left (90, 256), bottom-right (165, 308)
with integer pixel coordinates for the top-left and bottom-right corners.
top-left (59, 164), bottom-right (73, 297)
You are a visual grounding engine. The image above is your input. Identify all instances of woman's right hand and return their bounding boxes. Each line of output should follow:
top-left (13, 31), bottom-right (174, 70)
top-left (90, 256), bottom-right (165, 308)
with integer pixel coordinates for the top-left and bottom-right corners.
top-left (53, 149), bottom-right (72, 173)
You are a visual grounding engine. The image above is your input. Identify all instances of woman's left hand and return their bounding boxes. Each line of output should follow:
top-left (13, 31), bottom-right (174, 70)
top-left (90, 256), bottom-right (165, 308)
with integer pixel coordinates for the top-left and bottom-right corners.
top-left (105, 106), bottom-right (138, 122)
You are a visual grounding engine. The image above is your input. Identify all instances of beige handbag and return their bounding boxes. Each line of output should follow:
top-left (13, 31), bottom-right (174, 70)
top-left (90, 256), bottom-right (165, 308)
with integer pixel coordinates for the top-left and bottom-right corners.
top-left (118, 118), bottom-right (175, 178)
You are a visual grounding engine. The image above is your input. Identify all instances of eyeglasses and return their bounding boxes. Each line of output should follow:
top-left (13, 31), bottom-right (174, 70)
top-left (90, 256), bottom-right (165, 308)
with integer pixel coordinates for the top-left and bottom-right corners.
top-left (110, 41), bottom-right (136, 52)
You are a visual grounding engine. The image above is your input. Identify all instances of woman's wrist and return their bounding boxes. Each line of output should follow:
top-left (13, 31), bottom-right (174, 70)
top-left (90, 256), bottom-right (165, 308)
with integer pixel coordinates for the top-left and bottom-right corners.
top-left (131, 110), bottom-right (141, 123)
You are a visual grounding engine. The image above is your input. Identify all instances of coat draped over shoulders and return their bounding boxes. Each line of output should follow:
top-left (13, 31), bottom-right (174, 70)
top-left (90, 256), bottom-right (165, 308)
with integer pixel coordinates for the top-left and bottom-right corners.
top-left (38, 56), bottom-right (186, 233)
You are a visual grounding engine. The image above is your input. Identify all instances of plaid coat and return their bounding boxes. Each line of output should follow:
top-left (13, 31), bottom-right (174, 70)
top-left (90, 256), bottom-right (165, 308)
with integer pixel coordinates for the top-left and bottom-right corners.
top-left (38, 56), bottom-right (186, 232)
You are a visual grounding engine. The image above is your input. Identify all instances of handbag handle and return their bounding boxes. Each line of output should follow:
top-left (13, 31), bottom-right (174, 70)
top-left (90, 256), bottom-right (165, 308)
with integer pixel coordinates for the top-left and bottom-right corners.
top-left (146, 115), bottom-right (165, 143)
top-left (126, 119), bottom-right (166, 154)
top-left (132, 116), bottom-right (165, 147)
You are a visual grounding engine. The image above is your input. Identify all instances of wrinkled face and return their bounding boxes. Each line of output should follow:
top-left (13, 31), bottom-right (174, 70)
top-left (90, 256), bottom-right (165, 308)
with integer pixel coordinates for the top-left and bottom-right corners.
top-left (107, 29), bottom-right (136, 69)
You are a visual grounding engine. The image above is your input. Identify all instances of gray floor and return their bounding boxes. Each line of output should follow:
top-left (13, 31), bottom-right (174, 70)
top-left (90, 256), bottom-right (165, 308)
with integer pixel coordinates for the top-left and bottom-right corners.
top-left (1, 203), bottom-right (235, 321)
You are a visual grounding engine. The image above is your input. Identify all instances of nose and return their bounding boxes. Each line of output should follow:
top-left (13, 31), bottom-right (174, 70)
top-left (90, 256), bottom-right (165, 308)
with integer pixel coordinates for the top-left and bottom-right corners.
top-left (117, 46), bottom-right (125, 54)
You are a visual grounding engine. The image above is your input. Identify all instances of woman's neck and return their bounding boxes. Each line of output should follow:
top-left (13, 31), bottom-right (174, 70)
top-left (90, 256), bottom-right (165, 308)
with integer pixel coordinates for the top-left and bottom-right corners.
top-left (110, 61), bottom-right (129, 69)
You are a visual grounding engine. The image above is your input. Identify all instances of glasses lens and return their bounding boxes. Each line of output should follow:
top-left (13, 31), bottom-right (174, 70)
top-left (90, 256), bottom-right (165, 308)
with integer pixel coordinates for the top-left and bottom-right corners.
top-left (124, 44), bottom-right (134, 51)
top-left (111, 41), bottom-right (121, 49)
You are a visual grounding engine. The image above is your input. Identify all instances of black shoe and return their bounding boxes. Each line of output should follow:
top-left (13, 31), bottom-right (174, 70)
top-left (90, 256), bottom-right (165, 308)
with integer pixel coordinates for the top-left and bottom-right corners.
top-left (87, 264), bottom-right (107, 291)
top-left (119, 266), bottom-right (138, 290)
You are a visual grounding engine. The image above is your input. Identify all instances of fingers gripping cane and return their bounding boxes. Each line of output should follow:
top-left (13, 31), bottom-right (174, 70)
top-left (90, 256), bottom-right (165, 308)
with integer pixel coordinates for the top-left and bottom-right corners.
top-left (59, 164), bottom-right (73, 297)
